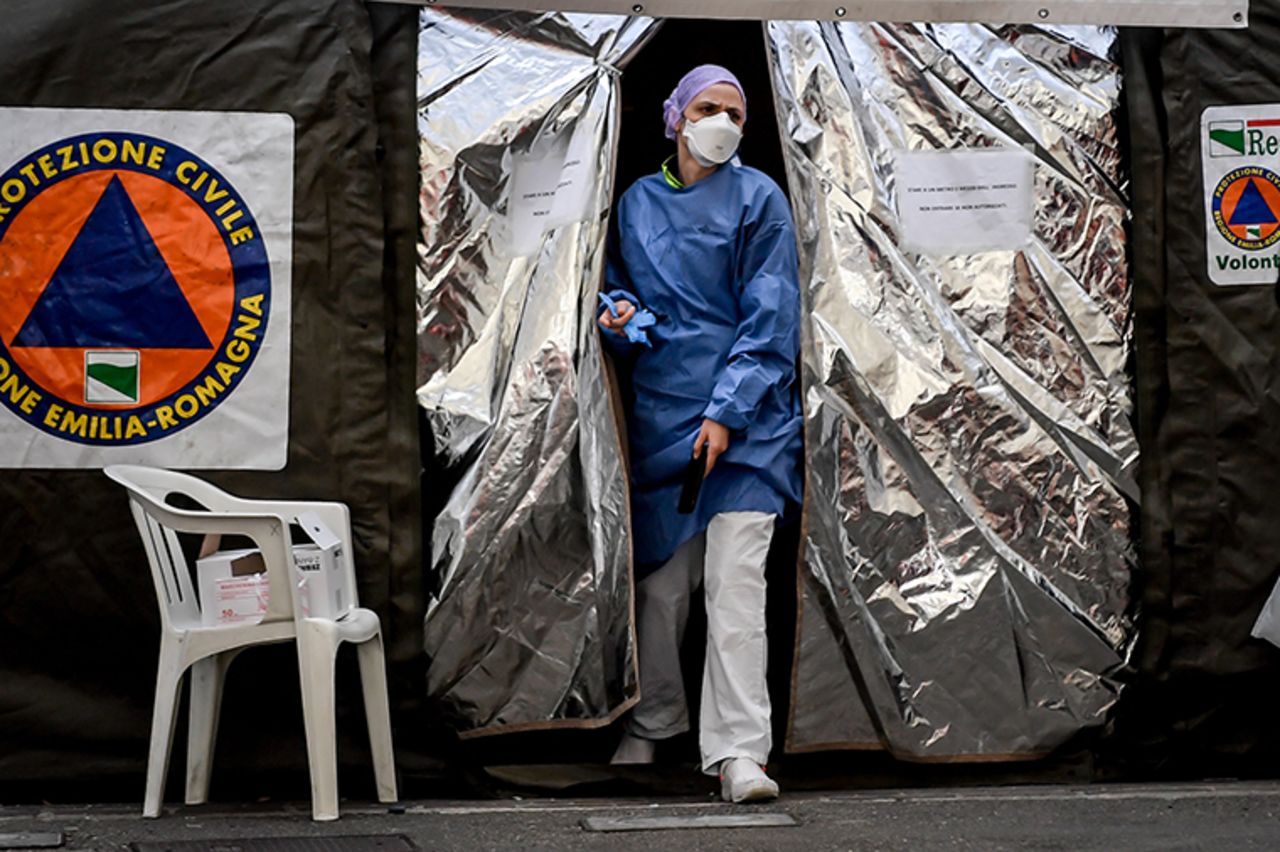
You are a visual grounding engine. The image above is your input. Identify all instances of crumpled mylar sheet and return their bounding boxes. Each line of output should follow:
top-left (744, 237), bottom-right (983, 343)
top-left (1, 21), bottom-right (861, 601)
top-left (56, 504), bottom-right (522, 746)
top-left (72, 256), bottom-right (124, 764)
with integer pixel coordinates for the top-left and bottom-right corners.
top-left (416, 8), bottom-right (656, 734)
top-left (768, 21), bottom-right (1137, 758)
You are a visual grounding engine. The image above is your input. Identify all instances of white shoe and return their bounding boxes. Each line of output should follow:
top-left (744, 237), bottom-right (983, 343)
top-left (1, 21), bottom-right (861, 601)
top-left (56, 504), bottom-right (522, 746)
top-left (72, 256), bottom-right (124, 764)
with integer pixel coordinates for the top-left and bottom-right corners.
top-left (611, 733), bottom-right (657, 765)
top-left (719, 758), bottom-right (780, 803)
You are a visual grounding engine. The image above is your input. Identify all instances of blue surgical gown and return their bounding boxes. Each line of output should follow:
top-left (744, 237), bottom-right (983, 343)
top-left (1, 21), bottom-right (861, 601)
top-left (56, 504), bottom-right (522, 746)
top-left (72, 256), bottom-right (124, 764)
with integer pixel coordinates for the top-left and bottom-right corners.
top-left (602, 162), bottom-right (804, 577)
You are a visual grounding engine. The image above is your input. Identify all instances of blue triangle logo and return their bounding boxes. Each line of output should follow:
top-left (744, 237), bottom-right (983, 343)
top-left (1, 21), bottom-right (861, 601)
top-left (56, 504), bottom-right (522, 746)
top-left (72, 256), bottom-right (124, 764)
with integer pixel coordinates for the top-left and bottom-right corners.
top-left (12, 175), bottom-right (213, 349)
top-left (1229, 178), bottom-right (1279, 227)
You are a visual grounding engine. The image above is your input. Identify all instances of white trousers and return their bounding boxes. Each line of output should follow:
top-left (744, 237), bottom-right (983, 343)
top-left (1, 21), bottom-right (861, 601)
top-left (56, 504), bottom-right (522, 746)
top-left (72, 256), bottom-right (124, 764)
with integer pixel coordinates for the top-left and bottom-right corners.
top-left (627, 511), bottom-right (774, 774)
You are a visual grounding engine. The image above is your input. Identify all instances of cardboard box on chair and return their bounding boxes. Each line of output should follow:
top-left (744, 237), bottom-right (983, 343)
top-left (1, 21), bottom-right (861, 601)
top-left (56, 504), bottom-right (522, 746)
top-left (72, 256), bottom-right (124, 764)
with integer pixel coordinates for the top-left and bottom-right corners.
top-left (195, 512), bottom-right (349, 625)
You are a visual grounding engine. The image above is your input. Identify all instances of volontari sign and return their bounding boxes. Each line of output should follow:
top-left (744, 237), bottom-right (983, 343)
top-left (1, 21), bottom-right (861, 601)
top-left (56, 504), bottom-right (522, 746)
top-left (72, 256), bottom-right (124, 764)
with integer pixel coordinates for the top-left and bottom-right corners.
top-left (397, 0), bottom-right (1247, 27)
top-left (1201, 104), bottom-right (1280, 286)
top-left (0, 108), bottom-right (293, 468)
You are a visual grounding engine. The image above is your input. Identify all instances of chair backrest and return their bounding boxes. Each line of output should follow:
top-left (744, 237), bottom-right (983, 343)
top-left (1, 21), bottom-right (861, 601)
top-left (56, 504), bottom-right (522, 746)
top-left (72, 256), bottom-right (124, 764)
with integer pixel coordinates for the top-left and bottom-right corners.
top-left (128, 494), bottom-right (203, 629)
top-left (104, 465), bottom-right (296, 629)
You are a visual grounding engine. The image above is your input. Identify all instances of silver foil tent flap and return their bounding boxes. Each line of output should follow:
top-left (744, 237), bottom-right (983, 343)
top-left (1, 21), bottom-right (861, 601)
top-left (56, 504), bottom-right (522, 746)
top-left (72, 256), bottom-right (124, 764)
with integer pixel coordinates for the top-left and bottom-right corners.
top-left (769, 20), bottom-right (1137, 757)
top-left (417, 8), bottom-right (657, 733)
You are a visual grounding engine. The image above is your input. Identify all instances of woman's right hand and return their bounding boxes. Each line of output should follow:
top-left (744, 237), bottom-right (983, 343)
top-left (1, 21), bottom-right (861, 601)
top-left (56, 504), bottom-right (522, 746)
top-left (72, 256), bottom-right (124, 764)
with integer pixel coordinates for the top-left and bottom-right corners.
top-left (598, 300), bottom-right (636, 336)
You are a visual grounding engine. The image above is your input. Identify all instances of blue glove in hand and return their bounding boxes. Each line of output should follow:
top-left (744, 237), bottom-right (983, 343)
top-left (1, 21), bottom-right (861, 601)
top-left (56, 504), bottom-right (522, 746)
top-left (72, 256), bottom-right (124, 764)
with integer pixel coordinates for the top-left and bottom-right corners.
top-left (598, 292), bottom-right (656, 347)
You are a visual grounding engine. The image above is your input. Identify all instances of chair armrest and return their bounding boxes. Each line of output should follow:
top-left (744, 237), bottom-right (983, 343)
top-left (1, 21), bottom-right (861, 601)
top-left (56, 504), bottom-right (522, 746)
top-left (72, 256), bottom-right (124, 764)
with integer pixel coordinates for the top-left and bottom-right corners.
top-left (231, 501), bottom-right (356, 593)
top-left (231, 499), bottom-right (350, 532)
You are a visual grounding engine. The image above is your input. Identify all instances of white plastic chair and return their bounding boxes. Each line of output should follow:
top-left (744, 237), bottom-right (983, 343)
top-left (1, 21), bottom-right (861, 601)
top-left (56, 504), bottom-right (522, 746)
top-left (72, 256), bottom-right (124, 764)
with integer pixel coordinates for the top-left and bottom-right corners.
top-left (104, 464), bottom-right (397, 821)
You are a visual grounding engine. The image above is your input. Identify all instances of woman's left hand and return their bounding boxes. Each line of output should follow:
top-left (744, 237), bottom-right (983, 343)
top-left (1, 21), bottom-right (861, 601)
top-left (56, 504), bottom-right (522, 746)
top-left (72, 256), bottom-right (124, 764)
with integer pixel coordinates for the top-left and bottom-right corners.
top-left (693, 418), bottom-right (730, 474)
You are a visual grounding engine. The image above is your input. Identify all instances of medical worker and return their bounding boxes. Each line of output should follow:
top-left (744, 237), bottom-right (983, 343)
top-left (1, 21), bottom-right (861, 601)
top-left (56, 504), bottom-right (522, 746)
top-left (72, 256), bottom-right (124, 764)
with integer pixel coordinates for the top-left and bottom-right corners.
top-left (598, 65), bottom-right (803, 803)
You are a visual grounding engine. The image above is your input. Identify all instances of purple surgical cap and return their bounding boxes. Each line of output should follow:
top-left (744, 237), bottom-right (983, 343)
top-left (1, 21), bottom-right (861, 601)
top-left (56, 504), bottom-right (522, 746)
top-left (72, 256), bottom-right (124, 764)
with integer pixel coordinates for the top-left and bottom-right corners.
top-left (662, 64), bottom-right (747, 140)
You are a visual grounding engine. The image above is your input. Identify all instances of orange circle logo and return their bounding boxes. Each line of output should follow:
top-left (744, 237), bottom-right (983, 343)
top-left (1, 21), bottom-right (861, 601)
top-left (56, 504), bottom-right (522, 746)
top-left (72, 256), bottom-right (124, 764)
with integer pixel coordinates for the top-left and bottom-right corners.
top-left (0, 132), bottom-right (270, 445)
top-left (1211, 166), bottom-right (1280, 250)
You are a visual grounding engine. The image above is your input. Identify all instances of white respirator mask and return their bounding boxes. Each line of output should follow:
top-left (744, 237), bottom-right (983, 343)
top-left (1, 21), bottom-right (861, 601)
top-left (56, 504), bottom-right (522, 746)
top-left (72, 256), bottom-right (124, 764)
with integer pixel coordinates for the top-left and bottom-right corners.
top-left (682, 112), bottom-right (743, 167)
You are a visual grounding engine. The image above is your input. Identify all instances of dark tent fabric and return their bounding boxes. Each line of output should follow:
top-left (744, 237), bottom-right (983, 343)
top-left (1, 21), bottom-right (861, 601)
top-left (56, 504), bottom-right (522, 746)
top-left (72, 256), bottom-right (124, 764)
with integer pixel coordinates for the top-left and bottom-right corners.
top-left (1117, 7), bottom-right (1280, 773)
top-left (0, 0), bottom-right (429, 798)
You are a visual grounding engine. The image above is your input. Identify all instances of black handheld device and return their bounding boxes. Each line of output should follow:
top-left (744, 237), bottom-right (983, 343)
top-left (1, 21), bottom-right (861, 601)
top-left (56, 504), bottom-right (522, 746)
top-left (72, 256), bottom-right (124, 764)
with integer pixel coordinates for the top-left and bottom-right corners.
top-left (678, 451), bottom-right (706, 514)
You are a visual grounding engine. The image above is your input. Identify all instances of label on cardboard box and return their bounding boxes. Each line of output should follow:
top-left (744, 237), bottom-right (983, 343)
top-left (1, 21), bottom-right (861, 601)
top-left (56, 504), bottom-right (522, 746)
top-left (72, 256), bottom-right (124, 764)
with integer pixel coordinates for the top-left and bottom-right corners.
top-left (212, 574), bottom-right (271, 624)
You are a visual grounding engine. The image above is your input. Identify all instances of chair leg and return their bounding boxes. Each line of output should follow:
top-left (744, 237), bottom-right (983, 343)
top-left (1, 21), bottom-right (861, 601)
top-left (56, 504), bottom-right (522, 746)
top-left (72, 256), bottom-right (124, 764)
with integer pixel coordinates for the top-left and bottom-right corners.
top-left (144, 639), bottom-right (185, 818)
top-left (296, 622), bottom-right (340, 821)
top-left (356, 635), bottom-right (398, 804)
top-left (185, 650), bottom-right (237, 805)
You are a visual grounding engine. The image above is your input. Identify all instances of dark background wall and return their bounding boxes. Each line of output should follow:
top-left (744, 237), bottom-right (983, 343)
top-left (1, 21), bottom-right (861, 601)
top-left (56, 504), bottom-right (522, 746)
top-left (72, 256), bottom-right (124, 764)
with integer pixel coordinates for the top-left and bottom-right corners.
top-left (0, 0), bottom-right (430, 802)
top-left (1116, 8), bottom-right (1280, 776)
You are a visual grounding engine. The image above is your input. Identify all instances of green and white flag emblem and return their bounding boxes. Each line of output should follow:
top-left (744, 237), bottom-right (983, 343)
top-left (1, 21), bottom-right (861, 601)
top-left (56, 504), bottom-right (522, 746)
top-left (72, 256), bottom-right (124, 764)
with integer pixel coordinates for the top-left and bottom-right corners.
top-left (85, 351), bottom-right (140, 403)
top-left (1209, 120), bottom-right (1246, 157)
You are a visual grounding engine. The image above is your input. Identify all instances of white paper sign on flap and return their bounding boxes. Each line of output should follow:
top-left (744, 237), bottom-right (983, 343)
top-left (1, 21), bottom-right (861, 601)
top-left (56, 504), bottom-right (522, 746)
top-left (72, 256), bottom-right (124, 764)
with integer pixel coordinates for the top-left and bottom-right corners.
top-left (506, 120), bottom-right (597, 256)
top-left (896, 148), bottom-right (1034, 255)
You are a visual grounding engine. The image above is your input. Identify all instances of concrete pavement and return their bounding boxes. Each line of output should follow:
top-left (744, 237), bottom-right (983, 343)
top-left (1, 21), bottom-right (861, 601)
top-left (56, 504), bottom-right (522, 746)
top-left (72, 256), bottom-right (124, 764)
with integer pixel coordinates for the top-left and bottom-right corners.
top-left (3, 782), bottom-right (1278, 851)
